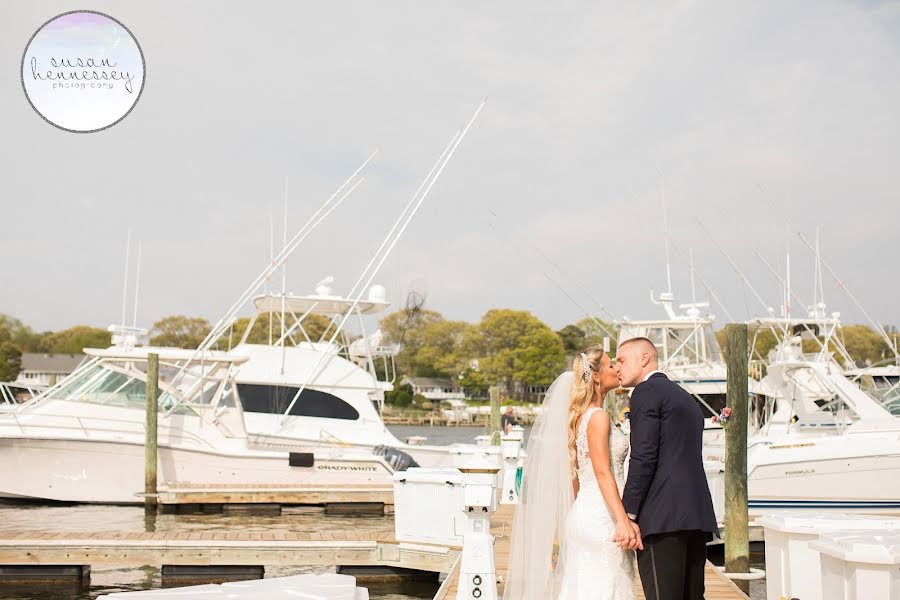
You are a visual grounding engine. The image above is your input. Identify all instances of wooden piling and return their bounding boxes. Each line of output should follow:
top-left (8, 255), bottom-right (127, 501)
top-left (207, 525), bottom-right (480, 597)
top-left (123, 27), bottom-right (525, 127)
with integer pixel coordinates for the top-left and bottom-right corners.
top-left (145, 352), bottom-right (159, 511)
top-left (489, 386), bottom-right (501, 445)
top-left (723, 323), bottom-right (750, 594)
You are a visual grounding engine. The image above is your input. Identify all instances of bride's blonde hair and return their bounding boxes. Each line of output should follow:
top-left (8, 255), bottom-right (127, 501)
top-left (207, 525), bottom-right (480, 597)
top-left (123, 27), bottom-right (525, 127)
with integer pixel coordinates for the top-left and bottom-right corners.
top-left (567, 345), bottom-right (605, 477)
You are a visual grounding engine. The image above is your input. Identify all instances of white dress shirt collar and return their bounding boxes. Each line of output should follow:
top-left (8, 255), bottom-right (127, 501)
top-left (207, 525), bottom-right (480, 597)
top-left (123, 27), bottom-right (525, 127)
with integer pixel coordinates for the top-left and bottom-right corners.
top-left (641, 369), bottom-right (663, 383)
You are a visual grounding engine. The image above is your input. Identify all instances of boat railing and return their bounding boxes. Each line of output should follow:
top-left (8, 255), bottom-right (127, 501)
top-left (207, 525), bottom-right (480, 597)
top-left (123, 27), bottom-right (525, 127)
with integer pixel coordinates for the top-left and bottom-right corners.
top-left (2, 410), bottom-right (216, 448)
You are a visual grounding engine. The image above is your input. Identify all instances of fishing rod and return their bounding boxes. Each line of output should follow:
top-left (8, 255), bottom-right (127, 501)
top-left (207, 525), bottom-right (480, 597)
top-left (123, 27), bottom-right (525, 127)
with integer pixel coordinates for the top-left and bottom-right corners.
top-left (748, 183), bottom-right (899, 363)
top-left (278, 100), bottom-right (487, 426)
top-left (271, 129), bottom-right (463, 350)
top-left (665, 237), bottom-right (736, 322)
top-left (796, 232), bottom-right (900, 362)
top-left (485, 220), bottom-right (618, 340)
top-left (695, 217), bottom-right (771, 315)
top-left (161, 153), bottom-right (375, 415)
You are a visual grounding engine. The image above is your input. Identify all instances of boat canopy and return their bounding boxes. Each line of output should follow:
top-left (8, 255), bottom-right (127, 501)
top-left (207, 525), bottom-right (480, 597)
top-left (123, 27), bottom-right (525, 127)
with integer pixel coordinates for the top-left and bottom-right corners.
top-left (252, 293), bottom-right (390, 316)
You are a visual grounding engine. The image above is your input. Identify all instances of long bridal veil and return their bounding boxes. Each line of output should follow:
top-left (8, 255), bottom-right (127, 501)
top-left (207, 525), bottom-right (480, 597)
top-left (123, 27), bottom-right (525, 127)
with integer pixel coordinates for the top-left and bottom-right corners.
top-left (503, 371), bottom-right (574, 599)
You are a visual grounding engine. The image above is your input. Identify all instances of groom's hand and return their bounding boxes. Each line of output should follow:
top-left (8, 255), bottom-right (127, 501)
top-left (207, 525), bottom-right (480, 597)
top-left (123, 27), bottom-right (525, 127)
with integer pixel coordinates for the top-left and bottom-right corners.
top-left (629, 521), bottom-right (644, 551)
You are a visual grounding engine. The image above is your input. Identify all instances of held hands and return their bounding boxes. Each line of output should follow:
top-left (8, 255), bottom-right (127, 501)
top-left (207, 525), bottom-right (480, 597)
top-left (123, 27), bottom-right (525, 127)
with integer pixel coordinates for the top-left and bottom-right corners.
top-left (612, 519), bottom-right (643, 551)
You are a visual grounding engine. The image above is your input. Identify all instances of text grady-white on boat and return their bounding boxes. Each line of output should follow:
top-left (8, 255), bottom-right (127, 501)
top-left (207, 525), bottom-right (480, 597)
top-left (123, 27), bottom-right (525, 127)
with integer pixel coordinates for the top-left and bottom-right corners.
top-left (0, 102), bottom-right (501, 503)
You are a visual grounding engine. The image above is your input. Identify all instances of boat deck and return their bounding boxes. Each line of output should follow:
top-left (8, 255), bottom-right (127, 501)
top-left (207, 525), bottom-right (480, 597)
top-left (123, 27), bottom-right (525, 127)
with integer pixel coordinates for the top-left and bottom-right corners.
top-left (434, 504), bottom-right (749, 600)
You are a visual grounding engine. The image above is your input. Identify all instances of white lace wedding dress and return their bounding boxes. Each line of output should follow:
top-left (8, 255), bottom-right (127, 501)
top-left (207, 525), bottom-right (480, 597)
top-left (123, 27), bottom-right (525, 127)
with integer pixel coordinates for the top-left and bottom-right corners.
top-left (557, 406), bottom-right (636, 600)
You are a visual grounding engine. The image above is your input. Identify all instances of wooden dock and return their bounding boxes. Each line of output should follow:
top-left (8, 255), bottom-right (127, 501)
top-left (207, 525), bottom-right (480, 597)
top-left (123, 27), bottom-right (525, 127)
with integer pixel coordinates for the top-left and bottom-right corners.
top-left (0, 528), bottom-right (458, 575)
top-left (434, 504), bottom-right (749, 600)
top-left (155, 482), bottom-right (393, 512)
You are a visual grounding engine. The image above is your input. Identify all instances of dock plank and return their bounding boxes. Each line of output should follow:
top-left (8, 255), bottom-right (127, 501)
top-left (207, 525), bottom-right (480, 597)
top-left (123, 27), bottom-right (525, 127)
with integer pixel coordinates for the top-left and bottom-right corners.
top-left (436, 504), bottom-right (748, 600)
top-left (155, 482), bottom-right (394, 506)
top-left (0, 527), bottom-right (458, 575)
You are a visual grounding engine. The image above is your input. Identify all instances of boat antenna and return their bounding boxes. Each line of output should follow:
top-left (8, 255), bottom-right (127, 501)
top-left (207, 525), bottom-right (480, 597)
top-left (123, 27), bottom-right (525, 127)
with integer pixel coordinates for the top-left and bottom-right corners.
top-left (120, 228), bottom-right (132, 338)
top-left (198, 152), bottom-right (374, 352)
top-left (696, 217), bottom-right (771, 314)
top-left (268, 210), bottom-right (274, 345)
top-left (753, 250), bottom-right (807, 315)
top-left (796, 231), bottom-right (900, 362)
top-left (785, 247), bottom-right (791, 318)
top-left (667, 237), bottom-right (736, 321)
top-left (132, 241), bottom-right (142, 332)
top-left (161, 153), bottom-right (375, 413)
top-left (269, 120), bottom-right (466, 352)
top-left (689, 248), bottom-right (697, 305)
top-left (278, 99), bottom-right (486, 425)
top-left (281, 177), bottom-right (289, 374)
top-left (750, 183), bottom-right (899, 360)
top-left (813, 227), bottom-right (826, 310)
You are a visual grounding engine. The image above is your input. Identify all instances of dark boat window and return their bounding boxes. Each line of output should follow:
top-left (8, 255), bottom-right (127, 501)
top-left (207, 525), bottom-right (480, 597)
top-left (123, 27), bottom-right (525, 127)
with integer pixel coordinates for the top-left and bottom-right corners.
top-left (237, 383), bottom-right (360, 420)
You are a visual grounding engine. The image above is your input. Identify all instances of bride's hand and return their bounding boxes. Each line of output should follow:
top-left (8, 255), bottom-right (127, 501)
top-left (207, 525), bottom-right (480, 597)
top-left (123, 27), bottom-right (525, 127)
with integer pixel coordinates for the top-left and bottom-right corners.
top-left (613, 519), bottom-right (636, 549)
top-left (629, 521), bottom-right (644, 551)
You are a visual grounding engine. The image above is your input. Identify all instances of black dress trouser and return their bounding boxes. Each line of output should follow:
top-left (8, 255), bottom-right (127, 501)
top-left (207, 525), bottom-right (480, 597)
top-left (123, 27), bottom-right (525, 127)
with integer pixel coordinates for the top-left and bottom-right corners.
top-left (636, 530), bottom-right (707, 600)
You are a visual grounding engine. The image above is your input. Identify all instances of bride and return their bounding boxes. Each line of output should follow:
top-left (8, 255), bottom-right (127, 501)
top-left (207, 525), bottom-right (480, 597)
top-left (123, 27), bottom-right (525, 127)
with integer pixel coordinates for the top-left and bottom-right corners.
top-left (504, 345), bottom-right (638, 599)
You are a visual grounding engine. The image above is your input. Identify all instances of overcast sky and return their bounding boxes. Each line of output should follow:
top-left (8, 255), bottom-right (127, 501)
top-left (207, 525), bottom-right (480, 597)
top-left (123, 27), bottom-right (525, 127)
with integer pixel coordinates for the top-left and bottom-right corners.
top-left (3, 1), bottom-right (900, 336)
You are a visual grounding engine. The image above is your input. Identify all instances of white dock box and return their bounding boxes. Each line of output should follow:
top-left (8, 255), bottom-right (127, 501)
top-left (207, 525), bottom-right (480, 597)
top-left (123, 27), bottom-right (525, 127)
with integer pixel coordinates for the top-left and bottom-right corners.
top-left (448, 444), bottom-right (503, 469)
top-left (812, 531), bottom-right (900, 600)
top-left (392, 467), bottom-right (464, 546)
top-left (757, 513), bottom-right (900, 600)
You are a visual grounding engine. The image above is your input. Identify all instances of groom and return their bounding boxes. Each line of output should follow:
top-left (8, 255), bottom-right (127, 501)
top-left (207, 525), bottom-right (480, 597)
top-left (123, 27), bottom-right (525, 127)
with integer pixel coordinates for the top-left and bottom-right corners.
top-left (614, 337), bottom-right (718, 600)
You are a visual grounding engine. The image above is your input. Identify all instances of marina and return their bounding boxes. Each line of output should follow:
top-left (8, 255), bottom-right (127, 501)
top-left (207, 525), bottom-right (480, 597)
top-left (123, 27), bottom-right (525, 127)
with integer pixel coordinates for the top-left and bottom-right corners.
top-left (5, 2), bottom-right (900, 599)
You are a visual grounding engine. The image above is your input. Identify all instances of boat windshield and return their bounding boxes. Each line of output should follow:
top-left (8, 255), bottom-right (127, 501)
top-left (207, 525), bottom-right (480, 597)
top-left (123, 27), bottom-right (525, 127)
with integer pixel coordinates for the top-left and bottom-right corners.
top-left (620, 323), bottom-right (722, 367)
top-left (50, 360), bottom-right (208, 416)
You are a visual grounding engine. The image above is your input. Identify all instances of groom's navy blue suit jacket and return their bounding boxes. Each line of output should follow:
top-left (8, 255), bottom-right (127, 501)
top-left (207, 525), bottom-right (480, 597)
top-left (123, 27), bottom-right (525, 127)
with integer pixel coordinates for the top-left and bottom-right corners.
top-left (622, 372), bottom-right (719, 538)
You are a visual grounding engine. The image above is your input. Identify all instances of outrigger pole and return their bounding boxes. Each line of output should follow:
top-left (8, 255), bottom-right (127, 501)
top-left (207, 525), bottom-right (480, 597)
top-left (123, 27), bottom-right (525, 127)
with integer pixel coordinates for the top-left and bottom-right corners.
top-left (278, 99), bottom-right (487, 426)
top-left (161, 151), bottom-right (376, 414)
top-left (484, 216), bottom-right (618, 339)
top-left (197, 152), bottom-right (375, 352)
top-left (796, 232), bottom-right (900, 363)
top-left (268, 128), bottom-right (467, 351)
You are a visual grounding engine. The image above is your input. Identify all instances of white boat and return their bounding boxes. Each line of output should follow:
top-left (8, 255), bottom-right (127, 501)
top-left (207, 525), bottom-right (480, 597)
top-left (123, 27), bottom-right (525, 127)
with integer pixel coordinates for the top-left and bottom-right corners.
top-left (0, 287), bottom-right (478, 504)
top-left (0, 110), bottom-right (493, 503)
top-left (0, 344), bottom-right (413, 503)
top-left (226, 287), bottom-right (465, 470)
top-left (705, 311), bottom-right (900, 515)
top-left (846, 364), bottom-right (900, 416)
top-left (617, 290), bottom-right (765, 443)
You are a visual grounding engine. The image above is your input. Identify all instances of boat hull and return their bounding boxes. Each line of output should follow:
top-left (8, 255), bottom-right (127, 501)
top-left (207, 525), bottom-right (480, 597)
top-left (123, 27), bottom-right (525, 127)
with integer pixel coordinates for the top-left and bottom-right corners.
top-left (747, 450), bottom-right (900, 515)
top-left (0, 436), bottom-right (395, 504)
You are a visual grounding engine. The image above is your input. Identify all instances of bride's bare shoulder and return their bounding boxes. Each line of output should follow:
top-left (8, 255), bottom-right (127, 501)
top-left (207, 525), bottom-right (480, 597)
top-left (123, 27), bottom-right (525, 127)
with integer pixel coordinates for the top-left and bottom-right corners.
top-left (584, 407), bottom-right (611, 433)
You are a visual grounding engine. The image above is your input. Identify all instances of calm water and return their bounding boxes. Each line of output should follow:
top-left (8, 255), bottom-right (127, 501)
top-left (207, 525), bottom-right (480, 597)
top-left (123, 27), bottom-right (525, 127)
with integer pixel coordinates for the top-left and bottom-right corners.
top-left (0, 425), bottom-right (764, 600)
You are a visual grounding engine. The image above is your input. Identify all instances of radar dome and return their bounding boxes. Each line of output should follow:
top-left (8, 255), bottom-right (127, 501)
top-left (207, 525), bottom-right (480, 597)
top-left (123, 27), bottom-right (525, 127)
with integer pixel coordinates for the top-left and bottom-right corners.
top-left (368, 285), bottom-right (387, 303)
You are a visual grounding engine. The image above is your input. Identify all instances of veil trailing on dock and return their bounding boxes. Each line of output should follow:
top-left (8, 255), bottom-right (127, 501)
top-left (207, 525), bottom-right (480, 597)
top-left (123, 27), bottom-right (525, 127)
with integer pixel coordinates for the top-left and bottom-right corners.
top-left (503, 371), bottom-right (574, 599)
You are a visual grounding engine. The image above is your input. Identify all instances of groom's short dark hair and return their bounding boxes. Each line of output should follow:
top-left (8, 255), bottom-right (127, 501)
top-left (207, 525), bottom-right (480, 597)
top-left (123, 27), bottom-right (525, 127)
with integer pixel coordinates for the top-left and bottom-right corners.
top-left (618, 337), bottom-right (658, 361)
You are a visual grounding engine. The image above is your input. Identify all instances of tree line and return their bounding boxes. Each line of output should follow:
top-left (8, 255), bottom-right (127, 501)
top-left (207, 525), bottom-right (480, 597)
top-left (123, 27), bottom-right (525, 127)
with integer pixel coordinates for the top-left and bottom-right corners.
top-left (1, 311), bottom-right (896, 396)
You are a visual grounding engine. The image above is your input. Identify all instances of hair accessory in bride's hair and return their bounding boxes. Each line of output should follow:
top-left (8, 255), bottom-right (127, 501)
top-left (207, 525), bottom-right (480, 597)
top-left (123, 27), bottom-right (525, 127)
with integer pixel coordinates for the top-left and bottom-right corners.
top-left (580, 352), bottom-right (591, 382)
